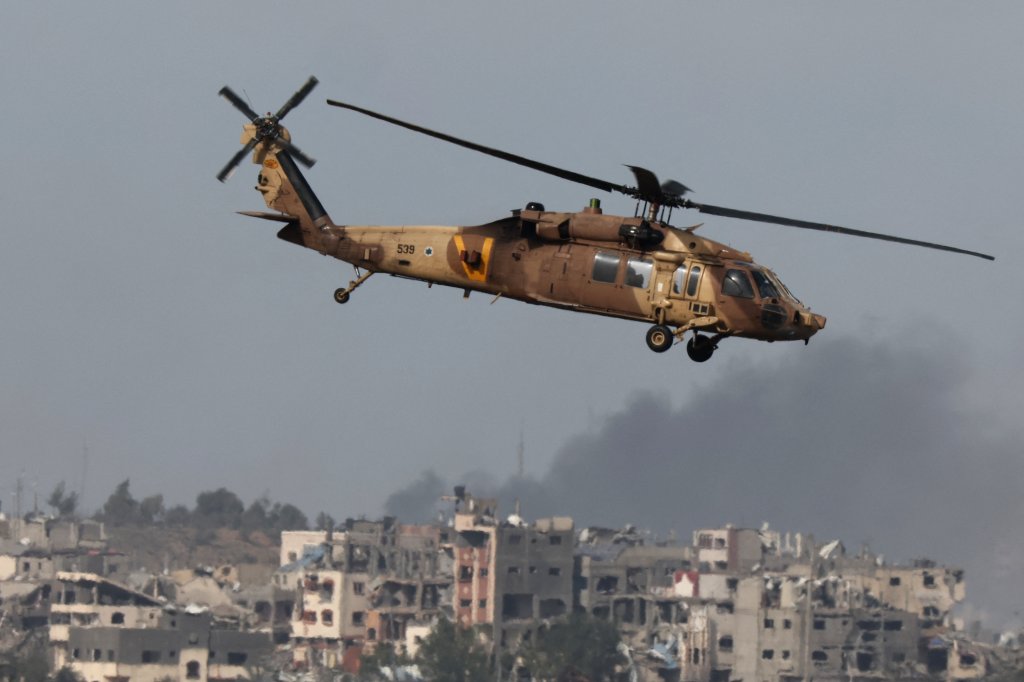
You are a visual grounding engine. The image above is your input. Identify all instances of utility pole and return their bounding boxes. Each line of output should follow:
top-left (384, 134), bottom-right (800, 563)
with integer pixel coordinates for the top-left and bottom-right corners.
top-left (516, 420), bottom-right (525, 479)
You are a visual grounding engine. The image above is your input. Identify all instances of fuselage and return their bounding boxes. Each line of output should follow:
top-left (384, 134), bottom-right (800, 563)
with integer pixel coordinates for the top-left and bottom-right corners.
top-left (305, 205), bottom-right (826, 343)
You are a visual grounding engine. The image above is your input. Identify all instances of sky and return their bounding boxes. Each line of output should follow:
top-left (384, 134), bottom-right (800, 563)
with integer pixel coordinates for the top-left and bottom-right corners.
top-left (2, 3), bottom-right (1022, 624)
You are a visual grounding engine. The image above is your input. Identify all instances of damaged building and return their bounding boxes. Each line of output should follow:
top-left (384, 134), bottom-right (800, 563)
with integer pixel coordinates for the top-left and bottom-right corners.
top-left (278, 517), bottom-right (451, 667)
top-left (579, 525), bottom-right (973, 682)
top-left (449, 490), bottom-right (574, 652)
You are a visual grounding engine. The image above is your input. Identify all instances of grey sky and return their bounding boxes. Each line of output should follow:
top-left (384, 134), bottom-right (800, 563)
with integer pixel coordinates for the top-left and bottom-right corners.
top-left (2, 3), bottom-right (1021, 622)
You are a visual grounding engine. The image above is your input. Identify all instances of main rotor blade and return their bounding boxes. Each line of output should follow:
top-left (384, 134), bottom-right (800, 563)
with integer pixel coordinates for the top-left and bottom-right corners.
top-left (276, 76), bottom-right (319, 121)
top-left (684, 200), bottom-right (995, 261)
top-left (219, 86), bottom-right (260, 122)
top-left (217, 138), bottom-right (259, 183)
top-left (327, 98), bottom-right (632, 198)
top-left (274, 135), bottom-right (316, 168)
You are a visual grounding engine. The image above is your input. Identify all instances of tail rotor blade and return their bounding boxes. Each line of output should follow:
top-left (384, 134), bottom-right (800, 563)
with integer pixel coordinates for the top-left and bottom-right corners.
top-left (217, 138), bottom-right (258, 183)
top-left (275, 76), bottom-right (319, 121)
top-left (275, 135), bottom-right (316, 168)
top-left (219, 86), bottom-right (260, 122)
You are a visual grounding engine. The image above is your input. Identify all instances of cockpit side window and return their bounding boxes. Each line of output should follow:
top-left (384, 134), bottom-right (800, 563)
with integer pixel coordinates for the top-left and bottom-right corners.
top-left (722, 269), bottom-right (755, 299)
top-left (750, 269), bottom-right (780, 300)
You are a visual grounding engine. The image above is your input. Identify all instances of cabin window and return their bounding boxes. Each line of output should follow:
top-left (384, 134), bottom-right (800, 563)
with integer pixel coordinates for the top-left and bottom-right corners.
top-left (722, 269), bottom-right (754, 299)
top-left (687, 266), bottom-right (702, 296)
top-left (673, 266), bottom-right (685, 294)
top-left (625, 258), bottom-right (653, 289)
top-left (592, 251), bottom-right (620, 283)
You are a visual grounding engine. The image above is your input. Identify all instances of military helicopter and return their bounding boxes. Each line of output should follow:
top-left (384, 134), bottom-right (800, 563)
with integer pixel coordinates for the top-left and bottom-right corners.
top-left (218, 77), bottom-right (993, 362)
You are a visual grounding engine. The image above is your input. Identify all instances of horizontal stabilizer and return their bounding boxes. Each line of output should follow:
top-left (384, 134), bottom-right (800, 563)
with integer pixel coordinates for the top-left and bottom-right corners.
top-left (237, 210), bottom-right (297, 223)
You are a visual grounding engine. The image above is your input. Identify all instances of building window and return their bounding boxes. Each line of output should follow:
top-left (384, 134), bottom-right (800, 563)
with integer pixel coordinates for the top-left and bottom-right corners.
top-left (782, 650), bottom-right (791, 660)
top-left (697, 534), bottom-right (713, 548)
top-left (111, 612), bottom-right (125, 625)
top-left (764, 618), bottom-right (775, 629)
top-left (762, 650), bottom-right (775, 660)
top-left (352, 611), bottom-right (365, 626)
top-left (351, 581), bottom-right (364, 595)
top-left (884, 620), bottom-right (903, 631)
top-left (726, 578), bottom-right (738, 590)
top-left (71, 649), bottom-right (80, 660)
top-left (478, 599), bottom-right (487, 609)
top-left (890, 576), bottom-right (901, 586)
top-left (302, 610), bottom-right (317, 624)
top-left (227, 652), bottom-right (248, 666)
top-left (508, 534), bottom-right (522, 545)
top-left (529, 566), bottom-right (537, 574)
top-left (107, 650), bottom-right (115, 661)
top-left (321, 610), bottom-right (333, 626)
top-left (508, 566), bottom-right (521, 575)
top-left (480, 568), bottom-right (489, 577)
top-left (549, 535), bottom-right (562, 545)
top-left (460, 566), bottom-right (474, 581)
top-left (548, 567), bottom-right (562, 576)
top-left (812, 651), bottom-right (828, 662)
top-left (923, 574), bottom-right (936, 588)
top-left (142, 650), bottom-right (161, 663)
top-left (91, 649), bottom-right (101, 662)
top-left (186, 661), bottom-right (201, 679)
top-left (718, 636), bottom-right (733, 651)
top-left (783, 619), bottom-right (792, 629)
top-left (460, 599), bottom-right (472, 608)
top-left (814, 619), bottom-right (826, 630)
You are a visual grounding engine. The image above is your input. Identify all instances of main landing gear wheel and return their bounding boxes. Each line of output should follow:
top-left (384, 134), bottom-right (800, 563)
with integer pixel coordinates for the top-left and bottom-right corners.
top-left (645, 325), bottom-right (673, 353)
top-left (686, 334), bottom-right (715, 363)
top-left (334, 288), bottom-right (350, 304)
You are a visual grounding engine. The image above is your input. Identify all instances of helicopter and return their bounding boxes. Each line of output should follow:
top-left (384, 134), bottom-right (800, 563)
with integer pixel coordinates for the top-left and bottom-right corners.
top-left (218, 77), bottom-right (994, 363)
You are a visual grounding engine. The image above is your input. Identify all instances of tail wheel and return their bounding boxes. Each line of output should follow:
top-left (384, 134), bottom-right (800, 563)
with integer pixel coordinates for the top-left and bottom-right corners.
top-left (686, 334), bottom-right (715, 362)
top-left (645, 325), bottom-right (673, 353)
top-left (334, 288), bottom-right (350, 304)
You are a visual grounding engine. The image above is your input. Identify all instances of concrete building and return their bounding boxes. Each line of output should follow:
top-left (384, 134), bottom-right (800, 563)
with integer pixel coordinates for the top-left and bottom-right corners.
top-left (448, 490), bottom-right (574, 653)
top-left (65, 611), bottom-right (271, 682)
top-left (279, 517), bottom-right (451, 668)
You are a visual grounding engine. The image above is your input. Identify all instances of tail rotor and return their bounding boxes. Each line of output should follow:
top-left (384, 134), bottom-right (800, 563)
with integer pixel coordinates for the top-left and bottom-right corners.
top-left (216, 76), bottom-right (319, 182)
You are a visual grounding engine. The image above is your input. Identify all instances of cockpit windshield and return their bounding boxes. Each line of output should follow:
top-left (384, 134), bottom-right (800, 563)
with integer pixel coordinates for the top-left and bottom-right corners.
top-left (765, 269), bottom-right (801, 304)
top-left (749, 269), bottom-right (779, 300)
top-left (723, 263), bottom-right (802, 304)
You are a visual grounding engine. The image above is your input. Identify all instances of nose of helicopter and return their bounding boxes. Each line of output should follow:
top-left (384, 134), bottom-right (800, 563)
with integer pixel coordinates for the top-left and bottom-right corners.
top-left (796, 310), bottom-right (827, 339)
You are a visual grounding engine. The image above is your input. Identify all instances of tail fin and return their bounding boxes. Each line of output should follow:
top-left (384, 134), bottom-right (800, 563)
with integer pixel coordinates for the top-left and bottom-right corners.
top-left (247, 127), bottom-right (338, 253)
top-left (217, 78), bottom-right (339, 253)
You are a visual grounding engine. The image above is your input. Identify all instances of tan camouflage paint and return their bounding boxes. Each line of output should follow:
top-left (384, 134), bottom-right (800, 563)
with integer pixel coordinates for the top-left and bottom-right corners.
top-left (246, 130), bottom-right (825, 354)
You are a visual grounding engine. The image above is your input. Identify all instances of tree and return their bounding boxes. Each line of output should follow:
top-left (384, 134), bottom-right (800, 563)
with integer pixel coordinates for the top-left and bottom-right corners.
top-left (415, 618), bottom-right (490, 682)
top-left (315, 511), bottom-right (336, 532)
top-left (100, 479), bottom-right (140, 525)
top-left (193, 487), bottom-right (245, 529)
top-left (359, 642), bottom-right (411, 679)
top-left (139, 494), bottom-right (165, 524)
top-left (163, 504), bottom-right (191, 526)
top-left (47, 481), bottom-right (78, 517)
top-left (269, 502), bottom-right (308, 531)
top-left (519, 613), bottom-right (625, 682)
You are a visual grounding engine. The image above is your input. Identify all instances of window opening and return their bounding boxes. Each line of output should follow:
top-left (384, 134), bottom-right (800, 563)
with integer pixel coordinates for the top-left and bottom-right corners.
top-left (592, 251), bottom-right (620, 284)
top-left (722, 269), bottom-right (754, 298)
top-left (625, 258), bottom-right (653, 289)
top-left (687, 266), bottom-right (701, 296)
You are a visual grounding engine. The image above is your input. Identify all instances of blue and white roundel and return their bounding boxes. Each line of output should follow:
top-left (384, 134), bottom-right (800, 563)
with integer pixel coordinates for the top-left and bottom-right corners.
top-left (424, 246), bottom-right (434, 257)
